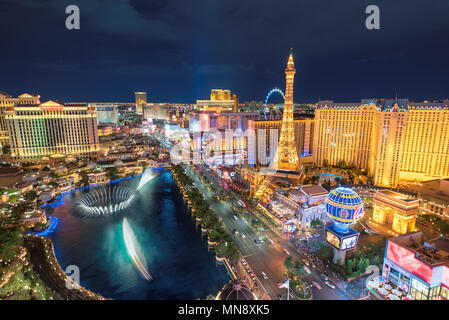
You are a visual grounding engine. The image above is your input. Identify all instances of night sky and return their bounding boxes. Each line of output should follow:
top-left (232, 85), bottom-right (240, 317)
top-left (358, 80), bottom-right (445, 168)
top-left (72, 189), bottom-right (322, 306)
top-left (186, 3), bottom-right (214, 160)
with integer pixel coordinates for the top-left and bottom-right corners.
top-left (0, 0), bottom-right (448, 103)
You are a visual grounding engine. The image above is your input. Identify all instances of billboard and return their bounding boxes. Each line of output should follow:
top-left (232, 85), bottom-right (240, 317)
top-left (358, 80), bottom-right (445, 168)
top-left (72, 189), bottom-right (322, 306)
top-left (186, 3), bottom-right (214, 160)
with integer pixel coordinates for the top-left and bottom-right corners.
top-left (386, 241), bottom-right (433, 284)
top-left (325, 225), bottom-right (359, 251)
top-left (326, 230), bottom-right (341, 250)
top-left (341, 235), bottom-right (358, 251)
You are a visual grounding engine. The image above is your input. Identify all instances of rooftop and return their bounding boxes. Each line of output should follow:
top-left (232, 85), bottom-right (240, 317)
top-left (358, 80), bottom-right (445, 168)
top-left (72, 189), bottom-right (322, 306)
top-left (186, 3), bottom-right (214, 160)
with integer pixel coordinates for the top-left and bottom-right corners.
top-left (391, 232), bottom-right (449, 267)
top-left (376, 189), bottom-right (417, 202)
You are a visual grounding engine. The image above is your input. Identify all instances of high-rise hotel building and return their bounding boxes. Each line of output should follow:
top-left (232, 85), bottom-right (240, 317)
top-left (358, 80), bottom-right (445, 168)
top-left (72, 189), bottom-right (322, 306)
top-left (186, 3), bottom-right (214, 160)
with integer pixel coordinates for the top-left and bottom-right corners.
top-left (135, 92), bottom-right (147, 115)
top-left (254, 118), bottom-right (314, 168)
top-left (313, 99), bottom-right (449, 187)
top-left (0, 92), bottom-right (40, 142)
top-left (196, 89), bottom-right (239, 113)
top-left (5, 100), bottom-right (100, 160)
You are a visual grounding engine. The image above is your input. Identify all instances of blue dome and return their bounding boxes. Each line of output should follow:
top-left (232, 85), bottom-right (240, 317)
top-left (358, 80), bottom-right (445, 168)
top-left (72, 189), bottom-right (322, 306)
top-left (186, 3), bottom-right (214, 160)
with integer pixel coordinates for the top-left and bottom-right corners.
top-left (325, 187), bottom-right (364, 232)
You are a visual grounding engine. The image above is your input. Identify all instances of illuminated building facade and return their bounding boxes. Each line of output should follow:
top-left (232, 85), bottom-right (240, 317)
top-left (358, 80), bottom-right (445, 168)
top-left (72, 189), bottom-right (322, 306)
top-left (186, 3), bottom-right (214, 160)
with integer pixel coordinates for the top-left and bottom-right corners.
top-left (382, 232), bottom-right (449, 300)
top-left (313, 99), bottom-right (449, 187)
top-left (254, 118), bottom-right (314, 168)
top-left (143, 103), bottom-right (170, 121)
top-left (90, 104), bottom-right (119, 125)
top-left (196, 89), bottom-right (239, 113)
top-left (188, 111), bottom-right (259, 133)
top-left (135, 92), bottom-right (147, 115)
top-left (273, 184), bottom-right (328, 230)
top-left (0, 92), bottom-right (40, 142)
top-left (5, 100), bottom-right (100, 160)
top-left (372, 189), bottom-right (418, 235)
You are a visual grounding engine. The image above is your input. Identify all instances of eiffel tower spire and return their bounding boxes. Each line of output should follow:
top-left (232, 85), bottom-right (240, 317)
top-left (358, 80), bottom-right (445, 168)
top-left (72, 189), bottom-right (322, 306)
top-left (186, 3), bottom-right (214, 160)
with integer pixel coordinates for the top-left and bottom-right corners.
top-left (270, 50), bottom-right (301, 172)
top-left (255, 51), bottom-right (303, 200)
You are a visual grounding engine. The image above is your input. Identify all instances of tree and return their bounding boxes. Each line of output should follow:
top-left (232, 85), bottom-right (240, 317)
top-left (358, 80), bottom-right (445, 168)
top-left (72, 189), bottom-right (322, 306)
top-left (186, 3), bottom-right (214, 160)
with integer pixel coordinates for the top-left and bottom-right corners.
top-left (357, 256), bottom-right (365, 272)
top-left (347, 259), bottom-right (353, 275)
top-left (80, 174), bottom-right (89, 186)
top-left (284, 256), bottom-right (293, 270)
top-left (371, 255), bottom-right (380, 267)
top-left (0, 227), bottom-right (23, 260)
top-left (106, 167), bottom-right (119, 180)
top-left (24, 191), bottom-right (37, 201)
top-left (293, 260), bottom-right (305, 277)
top-left (320, 245), bottom-right (332, 261)
top-left (12, 202), bottom-right (32, 215)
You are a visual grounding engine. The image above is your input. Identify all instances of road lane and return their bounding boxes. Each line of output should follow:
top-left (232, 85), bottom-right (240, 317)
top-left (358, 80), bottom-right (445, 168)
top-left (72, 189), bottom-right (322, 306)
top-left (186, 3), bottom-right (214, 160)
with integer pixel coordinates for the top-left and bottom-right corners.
top-left (184, 165), bottom-right (352, 300)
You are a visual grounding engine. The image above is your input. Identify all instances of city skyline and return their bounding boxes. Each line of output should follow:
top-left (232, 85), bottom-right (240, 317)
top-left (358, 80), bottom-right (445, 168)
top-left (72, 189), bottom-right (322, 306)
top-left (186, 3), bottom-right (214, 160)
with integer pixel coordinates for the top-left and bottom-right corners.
top-left (0, 0), bottom-right (448, 103)
top-left (1, 0), bottom-right (449, 306)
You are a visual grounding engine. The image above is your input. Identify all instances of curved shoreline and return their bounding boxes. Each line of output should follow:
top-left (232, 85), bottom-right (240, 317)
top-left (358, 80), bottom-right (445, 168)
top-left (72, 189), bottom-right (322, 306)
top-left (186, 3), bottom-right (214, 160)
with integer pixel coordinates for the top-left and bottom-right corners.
top-left (23, 234), bottom-right (106, 300)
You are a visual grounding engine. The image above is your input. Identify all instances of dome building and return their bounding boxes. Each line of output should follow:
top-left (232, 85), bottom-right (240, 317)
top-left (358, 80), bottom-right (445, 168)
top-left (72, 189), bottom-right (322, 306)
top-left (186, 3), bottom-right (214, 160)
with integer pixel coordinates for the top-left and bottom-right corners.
top-left (324, 187), bottom-right (365, 265)
top-left (215, 280), bottom-right (257, 300)
top-left (325, 187), bottom-right (364, 233)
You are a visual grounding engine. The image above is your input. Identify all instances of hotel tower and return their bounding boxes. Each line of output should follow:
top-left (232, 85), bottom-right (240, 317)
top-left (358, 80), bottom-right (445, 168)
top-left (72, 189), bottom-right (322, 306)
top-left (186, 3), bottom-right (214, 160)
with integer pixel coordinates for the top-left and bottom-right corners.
top-left (313, 99), bottom-right (449, 187)
top-left (5, 100), bottom-right (100, 160)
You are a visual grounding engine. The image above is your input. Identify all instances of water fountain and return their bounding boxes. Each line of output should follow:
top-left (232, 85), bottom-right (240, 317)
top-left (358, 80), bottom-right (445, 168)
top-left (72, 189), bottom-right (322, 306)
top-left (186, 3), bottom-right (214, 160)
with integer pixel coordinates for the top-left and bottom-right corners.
top-left (74, 185), bottom-right (137, 218)
top-left (122, 217), bottom-right (152, 281)
top-left (137, 167), bottom-right (157, 191)
top-left (74, 168), bottom-right (158, 218)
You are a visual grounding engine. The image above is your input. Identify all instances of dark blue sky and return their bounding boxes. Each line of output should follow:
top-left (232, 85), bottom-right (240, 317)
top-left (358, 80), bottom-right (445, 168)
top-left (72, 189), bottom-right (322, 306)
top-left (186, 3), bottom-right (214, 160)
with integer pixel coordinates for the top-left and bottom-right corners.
top-left (0, 0), bottom-right (448, 103)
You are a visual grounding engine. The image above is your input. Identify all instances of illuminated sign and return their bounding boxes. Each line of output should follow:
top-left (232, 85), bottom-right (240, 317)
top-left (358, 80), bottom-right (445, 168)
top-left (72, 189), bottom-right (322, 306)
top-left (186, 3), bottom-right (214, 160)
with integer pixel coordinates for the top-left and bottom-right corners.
top-left (386, 241), bottom-right (433, 284)
top-left (341, 235), bottom-right (358, 250)
top-left (326, 230), bottom-right (340, 250)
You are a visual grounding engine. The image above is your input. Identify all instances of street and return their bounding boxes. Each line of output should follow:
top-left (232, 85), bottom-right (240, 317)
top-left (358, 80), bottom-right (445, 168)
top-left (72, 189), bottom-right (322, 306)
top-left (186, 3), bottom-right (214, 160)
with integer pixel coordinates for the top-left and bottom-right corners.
top-left (183, 164), bottom-right (354, 300)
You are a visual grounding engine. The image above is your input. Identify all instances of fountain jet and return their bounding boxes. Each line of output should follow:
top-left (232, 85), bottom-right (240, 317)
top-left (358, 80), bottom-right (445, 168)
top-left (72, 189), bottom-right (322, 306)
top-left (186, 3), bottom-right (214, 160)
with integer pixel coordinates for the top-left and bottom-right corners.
top-left (136, 168), bottom-right (156, 191)
top-left (122, 218), bottom-right (152, 281)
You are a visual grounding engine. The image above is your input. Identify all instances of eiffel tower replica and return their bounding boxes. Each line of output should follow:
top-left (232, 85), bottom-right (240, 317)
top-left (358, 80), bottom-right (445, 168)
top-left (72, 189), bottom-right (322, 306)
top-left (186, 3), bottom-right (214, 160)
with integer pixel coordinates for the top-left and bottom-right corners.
top-left (255, 50), bottom-right (303, 200)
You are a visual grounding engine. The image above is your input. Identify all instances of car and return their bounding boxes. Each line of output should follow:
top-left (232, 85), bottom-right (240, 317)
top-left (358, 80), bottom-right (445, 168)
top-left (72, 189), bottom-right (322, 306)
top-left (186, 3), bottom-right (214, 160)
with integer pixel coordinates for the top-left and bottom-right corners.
top-left (268, 238), bottom-right (275, 244)
top-left (303, 260), bottom-right (310, 266)
top-left (312, 281), bottom-right (322, 290)
top-left (304, 266), bottom-right (311, 274)
top-left (320, 273), bottom-right (329, 281)
top-left (299, 237), bottom-right (305, 241)
top-left (283, 249), bottom-right (290, 255)
top-left (253, 281), bottom-right (259, 289)
top-left (241, 259), bottom-right (247, 266)
top-left (261, 272), bottom-right (268, 280)
top-left (314, 233), bottom-right (321, 238)
top-left (233, 215), bottom-right (238, 221)
top-left (241, 234), bottom-right (246, 239)
top-left (325, 281), bottom-right (336, 289)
